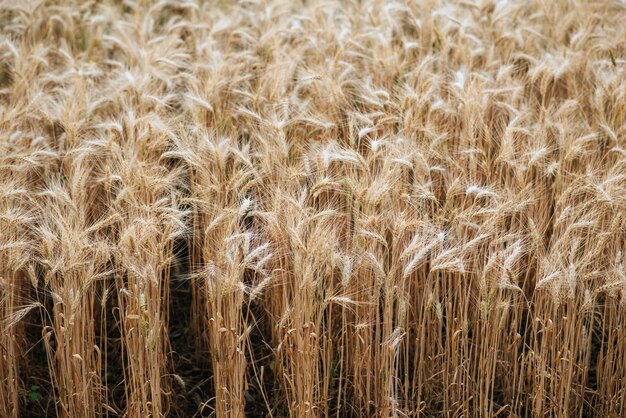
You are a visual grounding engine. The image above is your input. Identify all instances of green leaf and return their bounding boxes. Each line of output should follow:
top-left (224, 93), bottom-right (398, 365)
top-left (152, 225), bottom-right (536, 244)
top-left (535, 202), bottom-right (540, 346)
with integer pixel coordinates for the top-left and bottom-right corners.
top-left (609, 50), bottom-right (617, 67)
top-left (29, 391), bottom-right (42, 403)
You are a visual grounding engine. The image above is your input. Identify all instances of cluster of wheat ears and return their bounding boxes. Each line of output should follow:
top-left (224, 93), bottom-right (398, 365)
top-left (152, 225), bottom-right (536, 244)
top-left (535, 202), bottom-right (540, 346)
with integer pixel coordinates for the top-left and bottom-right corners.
top-left (0, 0), bottom-right (625, 417)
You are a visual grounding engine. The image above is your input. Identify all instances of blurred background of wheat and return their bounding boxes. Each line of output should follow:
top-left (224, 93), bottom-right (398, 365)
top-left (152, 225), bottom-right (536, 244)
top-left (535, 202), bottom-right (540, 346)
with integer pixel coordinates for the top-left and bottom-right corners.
top-left (1, 0), bottom-right (626, 417)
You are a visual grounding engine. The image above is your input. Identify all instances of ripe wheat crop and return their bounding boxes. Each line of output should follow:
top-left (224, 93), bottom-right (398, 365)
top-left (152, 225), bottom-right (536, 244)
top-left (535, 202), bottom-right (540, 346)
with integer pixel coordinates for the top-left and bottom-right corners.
top-left (1, 0), bottom-right (626, 417)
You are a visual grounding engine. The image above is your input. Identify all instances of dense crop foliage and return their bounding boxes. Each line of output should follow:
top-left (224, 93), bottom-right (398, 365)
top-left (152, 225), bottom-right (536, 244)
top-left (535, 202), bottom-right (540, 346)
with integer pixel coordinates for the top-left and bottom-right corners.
top-left (1, 1), bottom-right (626, 417)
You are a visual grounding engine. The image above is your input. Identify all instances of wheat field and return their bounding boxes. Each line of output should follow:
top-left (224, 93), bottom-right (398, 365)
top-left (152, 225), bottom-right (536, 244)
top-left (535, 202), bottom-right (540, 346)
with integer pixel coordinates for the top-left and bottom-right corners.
top-left (1, 0), bottom-right (626, 417)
